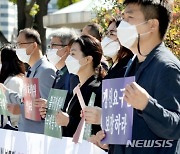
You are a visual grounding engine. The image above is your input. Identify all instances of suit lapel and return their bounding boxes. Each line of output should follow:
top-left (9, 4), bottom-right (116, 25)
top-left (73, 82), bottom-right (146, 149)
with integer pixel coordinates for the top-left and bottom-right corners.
top-left (29, 60), bottom-right (43, 78)
top-left (124, 55), bottom-right (137, 77)
top-left (54, 72), bottom-right (67, 89)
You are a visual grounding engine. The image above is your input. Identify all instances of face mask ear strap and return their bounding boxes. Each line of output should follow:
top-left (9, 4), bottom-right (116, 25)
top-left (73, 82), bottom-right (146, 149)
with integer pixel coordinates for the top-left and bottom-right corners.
top-left (137, 34), bottom-right (148, 57)
top-left (137, 34), bottom-right (141, 56)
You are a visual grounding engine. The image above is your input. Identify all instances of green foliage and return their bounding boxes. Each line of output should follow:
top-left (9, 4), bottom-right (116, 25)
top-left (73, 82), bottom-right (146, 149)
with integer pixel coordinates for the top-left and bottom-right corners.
top-left (164, 0), bottom-right (180, 59)
top-left (93, 0), bottom-right (180, 59)
top-left (57, 0), bottom-right (81, 9)
top-left (92, 0), bottom-right (124, 34)
top-left (9, 0), bottom-right (17, 4)
top-left (30, 3), bottom-right (40, 16)
top-left (9, 0), bottom-right (39, 17)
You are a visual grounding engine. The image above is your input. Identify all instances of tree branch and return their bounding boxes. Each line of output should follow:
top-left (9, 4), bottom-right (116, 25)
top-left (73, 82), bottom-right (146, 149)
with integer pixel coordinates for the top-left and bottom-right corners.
top-left (0, 31), bottom-right (9, 44)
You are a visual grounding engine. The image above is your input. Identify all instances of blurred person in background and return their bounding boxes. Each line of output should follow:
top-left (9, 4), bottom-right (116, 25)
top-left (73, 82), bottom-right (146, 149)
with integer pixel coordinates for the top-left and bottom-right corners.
top-left (0, 45), bottom-right (25, 130)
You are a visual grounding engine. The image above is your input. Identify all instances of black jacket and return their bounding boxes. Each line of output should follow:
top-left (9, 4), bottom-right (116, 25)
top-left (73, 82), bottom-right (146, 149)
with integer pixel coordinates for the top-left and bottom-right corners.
top-left (105, 55), bottom-right (132, 80)
top-left (62, 76), bottom-right (102, 137)
top-left (111, 43), bottom-right (180, 154)
top-left (52, 66), bottom-right (78, 110)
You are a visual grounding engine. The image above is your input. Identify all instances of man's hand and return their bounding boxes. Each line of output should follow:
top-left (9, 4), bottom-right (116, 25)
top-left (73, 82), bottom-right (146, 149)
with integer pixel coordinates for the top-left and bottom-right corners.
top-left (82, 106), bottom-right (102, 125)
top-left (34, 98), bottom-right (47, 118)
top-left (55, 111), bottom-right (69, 126)
top-left (124, 82), bottom-right (149, 110)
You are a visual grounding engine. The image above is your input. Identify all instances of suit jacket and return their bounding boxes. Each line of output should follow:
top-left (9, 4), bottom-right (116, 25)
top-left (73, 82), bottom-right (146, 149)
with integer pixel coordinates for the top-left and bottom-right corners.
top-left (112, 43), bottom-right (180, 154)
top-left (52, 66), bottom-right (79, 111)
top-left (52, 66), bottom-right (70, 90)
top-left (5, 56), bottom-right (56, 134)
top-left (105, 55), bottom-right (132, 80)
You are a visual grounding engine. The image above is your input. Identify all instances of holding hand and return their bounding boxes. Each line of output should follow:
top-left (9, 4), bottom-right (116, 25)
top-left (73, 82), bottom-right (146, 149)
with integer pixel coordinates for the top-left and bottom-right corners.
top-left (88, 130), bottom-right (108, 150)
top-left (34, 98), bottom-right (47, 118)
top-left (124, 82), bottom-right (150, 111)
top-left (55, 111), bottom-right (69, 126)
top-left (82, 106), bottom-right (102, 125)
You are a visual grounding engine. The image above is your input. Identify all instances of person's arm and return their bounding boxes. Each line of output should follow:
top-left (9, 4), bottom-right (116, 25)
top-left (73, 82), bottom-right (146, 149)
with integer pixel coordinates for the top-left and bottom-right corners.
top-left (0, 83), bottom-right (22, 115)
top-left (4, 77), bottom-right (23, 96)
top-left (39, 68), bottom-right (56, 99)
top-left (142, 66), bottom-right (180, 139)
top-left (64, 114), bottom-right (81, 136)
top-left (2, 84), bottom-right (22, 104)
top-left (56, 112), bottom-right (81, 137)
top-left (124, 65), bottom-right (180, 139)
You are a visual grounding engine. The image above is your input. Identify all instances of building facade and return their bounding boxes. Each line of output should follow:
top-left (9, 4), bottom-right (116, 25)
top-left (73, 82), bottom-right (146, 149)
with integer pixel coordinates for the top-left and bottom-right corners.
top-left (0, 0), bottom-right (17, 42)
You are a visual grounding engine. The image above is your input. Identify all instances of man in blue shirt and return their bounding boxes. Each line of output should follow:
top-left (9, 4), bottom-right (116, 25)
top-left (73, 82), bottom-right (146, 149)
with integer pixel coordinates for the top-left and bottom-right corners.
top-left (1, 28), bottom-right (56, 134)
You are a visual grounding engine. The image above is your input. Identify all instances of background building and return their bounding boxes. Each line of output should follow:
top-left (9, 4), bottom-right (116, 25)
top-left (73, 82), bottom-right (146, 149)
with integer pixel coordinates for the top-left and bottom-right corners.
top-left (0, 0), bottom-right (17, 42)
top-left (48, 0), bottom-right (58, 13)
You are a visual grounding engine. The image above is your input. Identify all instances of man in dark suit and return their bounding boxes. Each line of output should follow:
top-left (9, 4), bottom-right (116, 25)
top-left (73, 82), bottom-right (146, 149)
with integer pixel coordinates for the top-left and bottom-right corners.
top-left (47, 28), bottom-right (78, 91)
top-left (36, 28), bottom-right (79, 114)
top-left (109, 0), bottom-right (180, 154)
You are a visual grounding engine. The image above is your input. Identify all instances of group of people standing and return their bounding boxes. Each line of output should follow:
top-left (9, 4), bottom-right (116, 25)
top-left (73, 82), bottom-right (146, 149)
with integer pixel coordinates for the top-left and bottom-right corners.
top-left (0, 0), bottom-right (180, 154)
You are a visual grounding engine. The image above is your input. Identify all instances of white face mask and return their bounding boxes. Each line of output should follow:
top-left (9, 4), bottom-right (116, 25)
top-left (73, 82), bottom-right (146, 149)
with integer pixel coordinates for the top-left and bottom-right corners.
top-left (117, 20), bottom-right (150, 50)
top-left (15, 48), bottom-right (31, 63)
top-left (65, 55), bottom-right (81, 75)
top-left (117, 20), bottom-right (138, 49)
top-left (46, 49), bottom-right (61, 66)
top-left (101, 37), bottom-right (120, 58)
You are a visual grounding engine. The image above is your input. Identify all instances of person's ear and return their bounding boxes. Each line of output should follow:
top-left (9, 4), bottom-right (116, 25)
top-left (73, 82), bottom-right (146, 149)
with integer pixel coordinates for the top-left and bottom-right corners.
top-left (32, 42), bottom-right (38, 49)
top-left (85, 55), bottom-right (93, 64)
top-left (148, 19), bottom-right (159, 32)
top-left (64, 46), bottom-right (70, 53)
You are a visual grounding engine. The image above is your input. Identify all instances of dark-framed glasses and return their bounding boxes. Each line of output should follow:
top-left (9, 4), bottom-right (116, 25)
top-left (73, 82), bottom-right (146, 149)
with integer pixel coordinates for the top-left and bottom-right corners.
top-left (48, 43), bottom-right (67, 49)
top-left (15, 42), bottom-right (35, 48)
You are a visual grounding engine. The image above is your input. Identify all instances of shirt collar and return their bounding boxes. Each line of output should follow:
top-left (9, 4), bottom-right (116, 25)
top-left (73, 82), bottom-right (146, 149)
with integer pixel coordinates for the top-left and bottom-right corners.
top-left (30, 56), bottom-right (46, 72)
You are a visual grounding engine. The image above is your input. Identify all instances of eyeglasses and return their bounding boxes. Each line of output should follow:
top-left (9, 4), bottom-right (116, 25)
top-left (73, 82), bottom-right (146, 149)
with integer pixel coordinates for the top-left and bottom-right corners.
top-left (15, 42), bottom-right (35, 48)
top-left (48, 43), bottom-right (67, 49)
top-left (105, 30), bottom-right (117, 37)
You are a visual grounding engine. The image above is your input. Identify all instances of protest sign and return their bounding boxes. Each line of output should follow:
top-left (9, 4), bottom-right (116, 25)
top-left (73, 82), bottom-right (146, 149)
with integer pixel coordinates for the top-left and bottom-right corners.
top-left (44, 88), bottom-right (67, 138)
top-left (23, 78), bottom-right (40, 121)
top-left (102, 76), bottom-right (135, 144)
top-left (0, 88), bottom-right (9, 116)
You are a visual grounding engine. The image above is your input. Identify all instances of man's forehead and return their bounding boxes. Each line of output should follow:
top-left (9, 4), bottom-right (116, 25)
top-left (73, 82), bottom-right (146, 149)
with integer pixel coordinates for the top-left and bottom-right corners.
top-left (51, 36), bottom-right (61, 42)
top-left (124, 4), bottom-right (141, 14)
top-left (17, 33), bottom-right (26, 41)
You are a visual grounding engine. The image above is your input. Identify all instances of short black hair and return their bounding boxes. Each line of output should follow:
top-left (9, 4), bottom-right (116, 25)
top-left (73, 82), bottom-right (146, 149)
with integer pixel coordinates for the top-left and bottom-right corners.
top-left (123, 0), bottom-right (173, 39)
top-left (86, 24), bottom-right (102, 41)
top-left (19, 28), bottom-right (42, 46)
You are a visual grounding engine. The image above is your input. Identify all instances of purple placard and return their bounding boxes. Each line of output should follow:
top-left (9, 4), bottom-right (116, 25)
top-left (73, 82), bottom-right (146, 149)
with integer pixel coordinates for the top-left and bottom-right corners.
top-left (101, 76), bottom-right (135, 145)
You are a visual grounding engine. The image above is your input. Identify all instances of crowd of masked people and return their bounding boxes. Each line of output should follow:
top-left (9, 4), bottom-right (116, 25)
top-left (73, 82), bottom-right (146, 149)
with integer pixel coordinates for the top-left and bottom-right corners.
top-left (0, 0), bottom-right (180, 154)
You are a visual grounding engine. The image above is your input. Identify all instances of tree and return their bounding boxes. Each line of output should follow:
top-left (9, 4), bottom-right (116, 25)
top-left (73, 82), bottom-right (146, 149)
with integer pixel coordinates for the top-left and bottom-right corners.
top-left (92, 0), bottom-right (180, 59)
top-left (0, 31), bottom-right (9, 46)
top-left (9, 0), bottom-right (50, 54)
top-left (57, 0), bottom-right (80, 9)
top-left (164, 0), bottom-right (180, 59)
